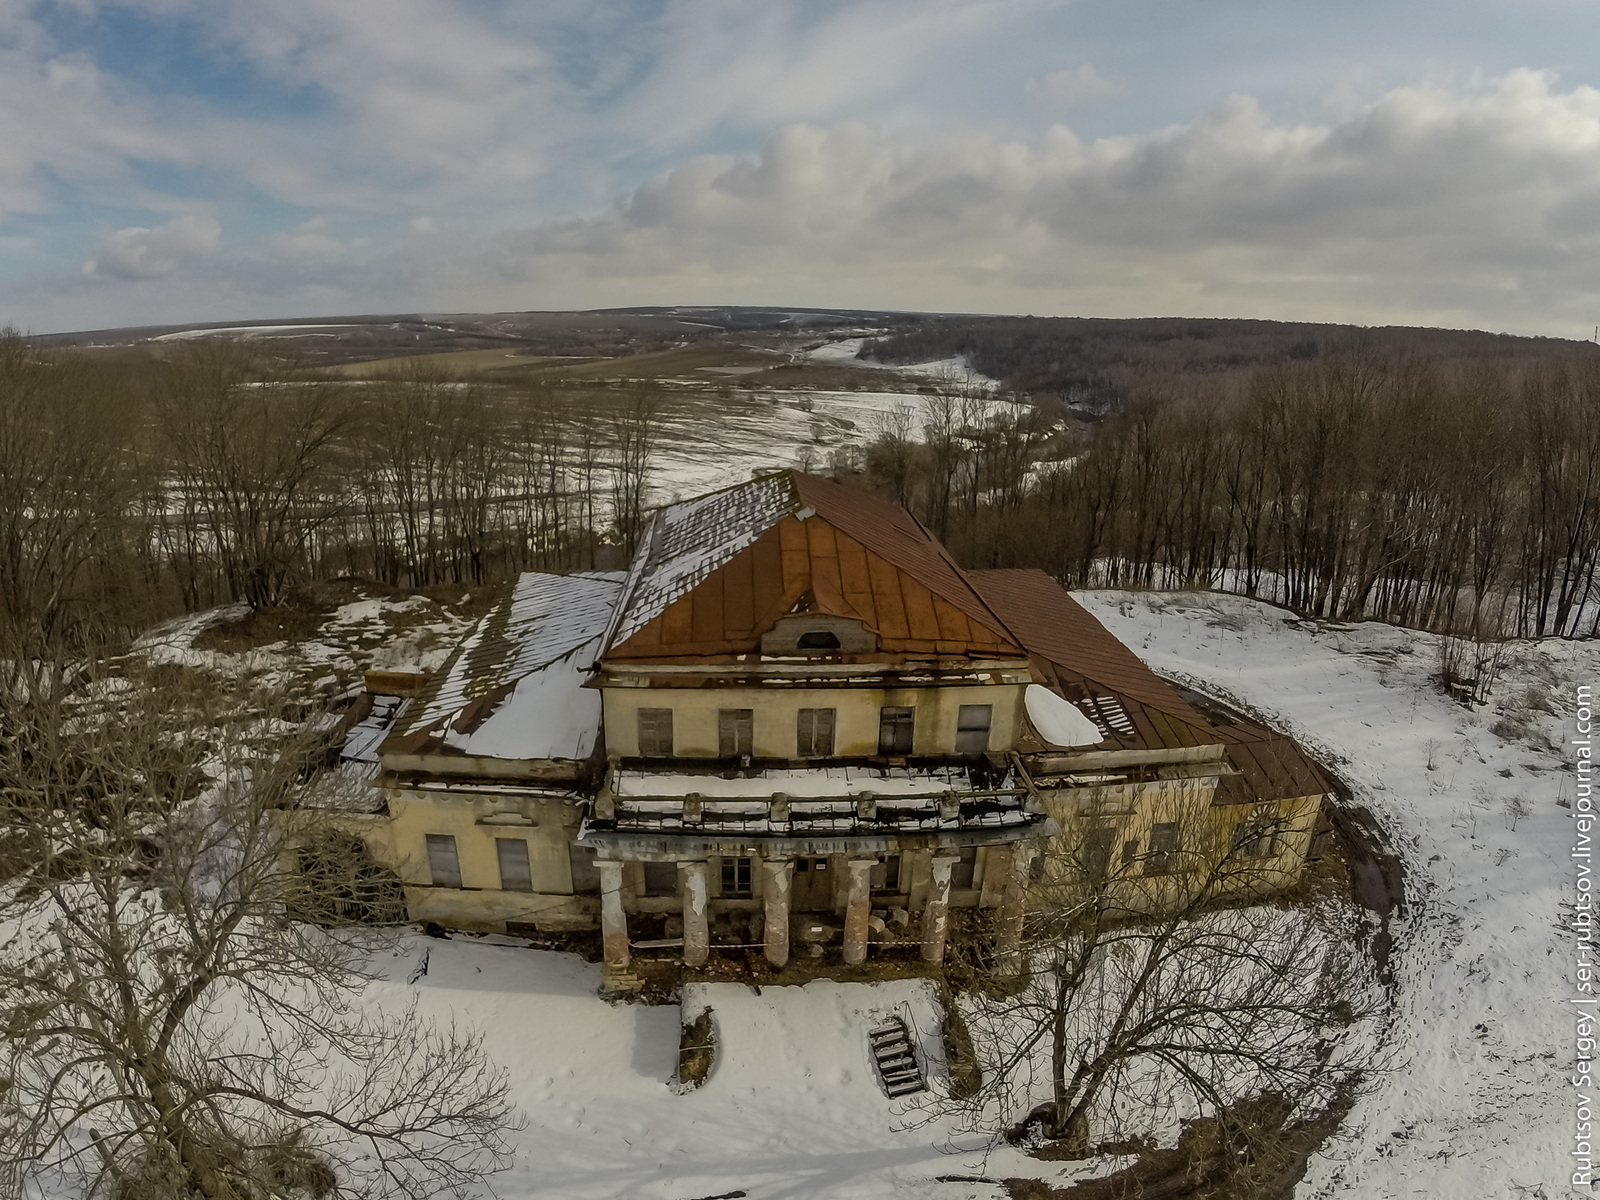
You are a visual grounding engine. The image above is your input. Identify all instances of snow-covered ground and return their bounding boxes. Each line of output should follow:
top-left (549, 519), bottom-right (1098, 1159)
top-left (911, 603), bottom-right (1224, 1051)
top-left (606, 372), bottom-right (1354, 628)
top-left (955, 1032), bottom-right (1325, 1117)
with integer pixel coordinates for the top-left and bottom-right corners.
top-left (374, 939), bottom-right (1089, 1199)
top-left (651, 386), bottom-right (1025, 503)
top-left (805, 337), bottom-right (1001, 391)
top-left (340, 589), bottom-right (1591, 1198)
top-left (1076, 589), bottom-right (1595, 1198)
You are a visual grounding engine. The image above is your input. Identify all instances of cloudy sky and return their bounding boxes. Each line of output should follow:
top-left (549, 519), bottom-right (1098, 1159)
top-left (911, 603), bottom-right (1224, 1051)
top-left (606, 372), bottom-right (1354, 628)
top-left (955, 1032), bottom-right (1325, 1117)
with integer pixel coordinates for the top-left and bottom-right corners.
top-left (4, 0), bottom-right (1600, 336)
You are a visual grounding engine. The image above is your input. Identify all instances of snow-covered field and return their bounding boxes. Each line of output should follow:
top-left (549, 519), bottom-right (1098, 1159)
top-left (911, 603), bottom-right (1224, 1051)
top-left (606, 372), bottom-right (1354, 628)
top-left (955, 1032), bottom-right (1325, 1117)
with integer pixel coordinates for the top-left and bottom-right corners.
top-left (340, 589), bottom-right (1592, 1198)
top-left (1078, 590), bottom-right (1594, 1198)
top-left (651, 386), bottom-right (1026, 504)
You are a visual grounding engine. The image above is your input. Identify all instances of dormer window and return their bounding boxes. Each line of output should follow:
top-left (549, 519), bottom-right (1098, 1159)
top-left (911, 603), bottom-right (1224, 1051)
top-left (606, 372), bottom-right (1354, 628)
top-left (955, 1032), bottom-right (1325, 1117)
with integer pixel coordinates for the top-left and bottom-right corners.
top-left (796, 630), bottom-right (841, 650)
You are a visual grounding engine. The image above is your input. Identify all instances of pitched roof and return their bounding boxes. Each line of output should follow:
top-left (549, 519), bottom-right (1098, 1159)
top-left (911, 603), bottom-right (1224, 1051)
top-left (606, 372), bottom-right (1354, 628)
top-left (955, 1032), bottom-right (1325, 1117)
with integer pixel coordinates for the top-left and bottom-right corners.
top-left (603, 471), bottom-right (1024, 660)
top-left (388, 571), bottom-right (622, 756)
top-left (967, 568), bottom-right (1216, 752)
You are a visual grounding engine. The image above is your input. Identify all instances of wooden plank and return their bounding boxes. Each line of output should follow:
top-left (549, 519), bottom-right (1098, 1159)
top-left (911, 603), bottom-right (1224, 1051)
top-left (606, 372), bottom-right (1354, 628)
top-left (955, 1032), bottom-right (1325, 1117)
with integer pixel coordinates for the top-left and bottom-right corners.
top-left (807, 521), bottom-right (853, 617)
top-left (779, 517), bottom-right (810, 592)
top-left (692, 559), bottom-right (724, 644)
top-left (750, 527), bottom-right (786, 620)
top-left (931, 593), bottom-right (972, 644)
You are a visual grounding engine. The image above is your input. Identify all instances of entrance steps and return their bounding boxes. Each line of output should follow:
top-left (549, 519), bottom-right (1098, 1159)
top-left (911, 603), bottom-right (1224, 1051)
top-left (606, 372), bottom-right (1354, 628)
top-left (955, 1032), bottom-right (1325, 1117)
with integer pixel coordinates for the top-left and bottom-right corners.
top-left (867, 1014), bottom-right (925, 1098)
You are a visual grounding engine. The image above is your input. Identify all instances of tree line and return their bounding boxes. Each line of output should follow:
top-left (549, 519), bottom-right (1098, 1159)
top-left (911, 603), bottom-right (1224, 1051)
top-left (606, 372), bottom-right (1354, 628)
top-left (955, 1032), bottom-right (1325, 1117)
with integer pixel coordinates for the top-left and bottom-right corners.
top-left (855, 343), bottom-right (1600, 640)
top-left (0, 333), bottom-right (662, 662)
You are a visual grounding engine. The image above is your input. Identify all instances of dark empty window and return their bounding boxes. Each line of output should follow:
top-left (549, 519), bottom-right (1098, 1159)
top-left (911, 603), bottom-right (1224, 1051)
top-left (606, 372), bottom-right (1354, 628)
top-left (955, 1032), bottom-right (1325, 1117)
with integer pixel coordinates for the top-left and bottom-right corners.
top-left (870, 854), bottom-right (902, 892)
top-left (1233, 816), bottom-right (1284, 859)
top-left (718, 708), bottom-right (753, 758)
top-left (878, 706), bottom-right (915, 755)
top-left (643, 860), bottom-right (679, 896)
top-left (425, 834), bottom-right (461, 889)
top-left (638, 708), bottom-right (674, 757)
top-left (796, 707), bottom-right (836, 757)
top-left (950, 847), bottom-right (979, 890)
top-left (955, 704), bottom-right (993, 754)
top-left (797, 630), bottom-right (841, 649)
top-left (496, 838), bottom-right (533, 892)
top-left (721, 856), bottom-right (752, 897)
top-left (1083, 826), bottom-right (1116, 882)
top-left (1145, 823), bottom-right (1180, 876)
top-left (568, 843), bottom-right (600, 893)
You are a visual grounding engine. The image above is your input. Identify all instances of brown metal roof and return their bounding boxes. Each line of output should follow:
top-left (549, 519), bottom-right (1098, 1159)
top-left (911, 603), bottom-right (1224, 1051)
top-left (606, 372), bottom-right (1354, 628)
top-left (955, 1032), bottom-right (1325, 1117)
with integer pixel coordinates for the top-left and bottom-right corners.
top-left (967, 568), bottom-right (1213, 745)
top-left (1209, 714), bottom-right (1333, 805)
top-left (605, 472), bottom-right (1024, 660)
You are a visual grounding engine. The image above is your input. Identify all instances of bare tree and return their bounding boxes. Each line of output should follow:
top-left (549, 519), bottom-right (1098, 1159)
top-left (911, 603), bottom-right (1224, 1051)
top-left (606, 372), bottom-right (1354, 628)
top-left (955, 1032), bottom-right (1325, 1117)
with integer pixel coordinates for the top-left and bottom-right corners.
top-left (0, 670), bottom-right (517, 1200)
top-left (157, 344), bottom-right (350, 609)
top-left (607, 381), bottom-right (663, 559)
top-left (942, 800), bottom-right (1380, 1170)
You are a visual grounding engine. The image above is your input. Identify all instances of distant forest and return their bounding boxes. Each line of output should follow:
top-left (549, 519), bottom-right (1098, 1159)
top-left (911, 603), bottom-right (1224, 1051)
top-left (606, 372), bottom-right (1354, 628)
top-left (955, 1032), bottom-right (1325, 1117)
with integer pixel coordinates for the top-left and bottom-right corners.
top-left (3, 314), bottom-right (1597, 675)
top-left (848, 327), bottom-right (1600, 642)
top-left (859, 315), bottom-right (1598, 417)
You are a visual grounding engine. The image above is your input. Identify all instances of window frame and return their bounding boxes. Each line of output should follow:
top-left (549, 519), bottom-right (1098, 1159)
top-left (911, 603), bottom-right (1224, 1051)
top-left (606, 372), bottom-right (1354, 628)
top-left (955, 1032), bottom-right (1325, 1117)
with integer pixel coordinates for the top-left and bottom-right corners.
top-left (1144, 822), bottom-right (1180, 876)
top-left (718, 708), bottom-right (754, 758)
top-left (495, 837), bottom-right (533, 892)
top-left (425, 833), bottom-right (462, 889)
top-left (796, 706), bottom-right (836, 758)
top-left (955, 703), bottom-right (994, 754)
top-left (637, 707), bottom-right (674, 758)
top-left (878, 705), bottom-right (915, 755)
top-left (720, 856), bottom-right (753, 897)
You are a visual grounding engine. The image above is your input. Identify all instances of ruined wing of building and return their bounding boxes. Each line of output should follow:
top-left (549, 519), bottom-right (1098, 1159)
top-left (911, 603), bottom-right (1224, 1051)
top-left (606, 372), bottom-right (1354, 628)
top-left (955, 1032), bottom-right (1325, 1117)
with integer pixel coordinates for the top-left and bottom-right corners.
top-left (335, 470), bottom-right (1328, 993)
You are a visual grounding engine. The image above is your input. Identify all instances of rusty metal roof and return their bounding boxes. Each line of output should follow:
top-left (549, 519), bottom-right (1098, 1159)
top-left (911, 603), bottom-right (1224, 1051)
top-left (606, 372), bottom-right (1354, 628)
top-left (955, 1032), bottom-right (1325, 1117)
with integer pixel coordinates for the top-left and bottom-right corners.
top-left (967, 568), bottom-right (1215, 752)
top-left (605, 471), bottom-right (1024, 660)
top-left (391, 570), bottom-right (623, 748)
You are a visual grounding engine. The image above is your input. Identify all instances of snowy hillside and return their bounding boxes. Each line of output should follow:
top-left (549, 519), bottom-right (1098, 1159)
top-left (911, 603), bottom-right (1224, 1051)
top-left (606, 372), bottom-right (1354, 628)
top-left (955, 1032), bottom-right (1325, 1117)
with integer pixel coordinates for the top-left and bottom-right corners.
top-left (345, 590), bottom-right (1590, 1198)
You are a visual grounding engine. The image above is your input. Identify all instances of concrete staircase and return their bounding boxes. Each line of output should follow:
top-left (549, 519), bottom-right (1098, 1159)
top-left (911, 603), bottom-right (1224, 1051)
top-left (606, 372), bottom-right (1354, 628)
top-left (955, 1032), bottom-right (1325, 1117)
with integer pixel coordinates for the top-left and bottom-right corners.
top-left (867, 1014), bottom-right (925, 1098)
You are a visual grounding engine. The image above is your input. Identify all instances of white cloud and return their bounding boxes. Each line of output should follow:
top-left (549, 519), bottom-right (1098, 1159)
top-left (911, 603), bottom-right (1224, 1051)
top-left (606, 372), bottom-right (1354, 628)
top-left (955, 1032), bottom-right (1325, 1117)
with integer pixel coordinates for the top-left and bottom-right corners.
top-left (82, 214), bottom-right (220, 280)
top-left (1026, 64), bottom-right (1119, 112)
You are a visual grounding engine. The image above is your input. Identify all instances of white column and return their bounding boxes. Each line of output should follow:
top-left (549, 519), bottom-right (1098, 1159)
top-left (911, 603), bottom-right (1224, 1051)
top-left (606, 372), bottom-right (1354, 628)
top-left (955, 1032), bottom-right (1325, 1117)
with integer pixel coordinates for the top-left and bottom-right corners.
top-left (994, 842), bottom-right (1036, 973)
top-left (842, 859), bottom-right (874, 966)
top-left (598, 860), bottom-right (630, 973)
top-left (761, 858), bottom-right (793, 968)
top-left (680, 861), bottom-right (710, 968)
top-left (920, 854), bottom-right (959, 963)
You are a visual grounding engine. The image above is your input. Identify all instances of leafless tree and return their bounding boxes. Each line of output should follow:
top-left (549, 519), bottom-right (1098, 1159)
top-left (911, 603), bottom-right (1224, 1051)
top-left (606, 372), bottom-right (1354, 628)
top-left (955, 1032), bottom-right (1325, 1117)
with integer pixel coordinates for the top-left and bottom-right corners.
top-left (156, 344), bottom-right (350, 609)
top-left (0, 668), bottom-right (517, 1200)
top-left (940, 801), bottom-right (1381, 1170)
top-left (607, 381), bottom-right (663, 558)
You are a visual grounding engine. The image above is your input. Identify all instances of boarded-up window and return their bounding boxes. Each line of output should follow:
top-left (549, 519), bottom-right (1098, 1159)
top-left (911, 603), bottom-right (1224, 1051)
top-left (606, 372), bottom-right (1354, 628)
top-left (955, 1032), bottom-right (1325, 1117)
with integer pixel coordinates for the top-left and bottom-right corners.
top-left (796, 707), bottom-right (836, 757)
top-left (643, 860), bottom-right (679, 896)
top-left (638, 708), bottom-right (674, 757)
top-left (720, 856), bottom-right (752, 897)
top-left (950, 846), bottom-right (979, 890)
top-left (496, 838), bottom-right (532, 892)
top-left (878, 706), bottom-right (915, 755)
top-left (425, 834), bottom-right (461, 889)
top-left (870, 853), bottom-right (902, 892)
top-left (1084, 826), bottom-right (1116, 882)
top-left (568, 843), bottom-right (600, 893)
top-left (718, 708), bottom-right (753, 758)
top-left (1145, 823), bottom-right (1180, 875)
top-left (955, 704), bottom-right (993, 754)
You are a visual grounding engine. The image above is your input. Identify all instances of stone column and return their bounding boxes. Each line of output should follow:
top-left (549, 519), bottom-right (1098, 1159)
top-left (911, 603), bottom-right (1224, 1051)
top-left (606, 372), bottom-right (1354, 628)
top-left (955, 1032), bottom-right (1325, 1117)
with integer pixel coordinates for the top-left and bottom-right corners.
top-left (680, 860), bottom-right (710, 968)
top-left (994, 842), bottom-right (1036, 974)
top-left (841, 859), bottom-right (875, 966)
top-left (598, 860), bottom-right (630, 973)
top-left (761, 858), bottom-right (793, 968)
top-left (919, 853), bottom-right (959, 964)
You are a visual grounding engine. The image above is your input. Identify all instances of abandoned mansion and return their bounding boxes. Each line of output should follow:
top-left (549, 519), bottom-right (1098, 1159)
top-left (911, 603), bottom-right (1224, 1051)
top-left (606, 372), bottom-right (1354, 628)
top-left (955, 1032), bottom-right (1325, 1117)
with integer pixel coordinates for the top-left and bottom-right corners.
top-left (339, 471), bottom-right (1328, 991)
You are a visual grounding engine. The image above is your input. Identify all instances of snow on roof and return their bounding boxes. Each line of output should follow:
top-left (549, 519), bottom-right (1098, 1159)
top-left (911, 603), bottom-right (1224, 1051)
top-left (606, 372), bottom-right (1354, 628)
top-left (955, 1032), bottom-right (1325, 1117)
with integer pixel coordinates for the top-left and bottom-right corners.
top-left (397, 571), bottom-right (622, 752)
top-left (608, 472), bottom-right (800, 648)
top-left (1023, 684), bottom-right (1105, 748)
top-left (443, 640), bottom-right (603, 761)
top-left (613, 764), bottom-right (989, 799)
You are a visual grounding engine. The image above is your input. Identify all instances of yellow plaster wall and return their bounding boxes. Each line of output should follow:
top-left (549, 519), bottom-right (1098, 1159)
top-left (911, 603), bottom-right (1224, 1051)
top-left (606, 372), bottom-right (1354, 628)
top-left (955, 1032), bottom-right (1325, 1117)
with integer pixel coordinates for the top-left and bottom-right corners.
top-left (602, 682), bottom-right (1026, 759)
